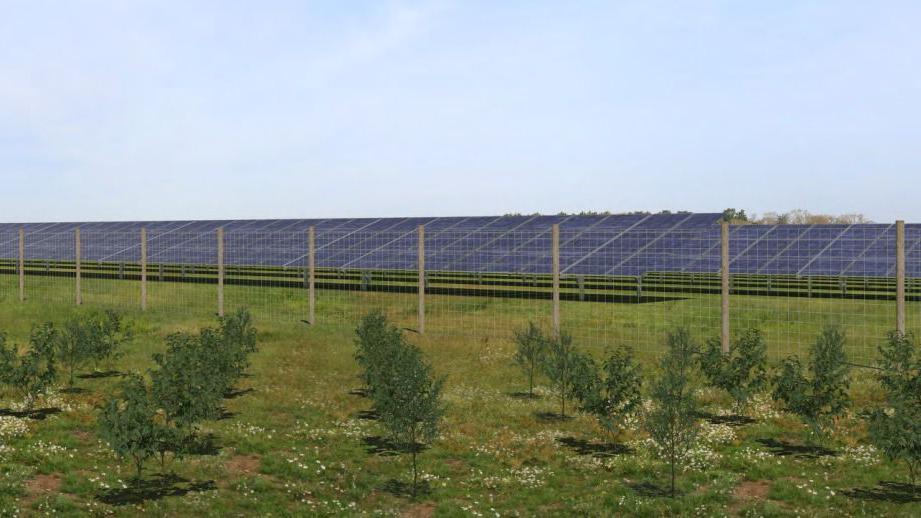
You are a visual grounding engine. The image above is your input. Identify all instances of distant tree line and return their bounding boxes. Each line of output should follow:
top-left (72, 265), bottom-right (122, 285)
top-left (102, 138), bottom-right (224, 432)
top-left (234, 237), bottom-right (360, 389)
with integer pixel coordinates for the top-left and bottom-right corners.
top-left (502, 210), bottom-right (693, 217)
top-left (721, 208), bottom-right (872, 225)
top-left (503, 208), bottom-right (872, 224)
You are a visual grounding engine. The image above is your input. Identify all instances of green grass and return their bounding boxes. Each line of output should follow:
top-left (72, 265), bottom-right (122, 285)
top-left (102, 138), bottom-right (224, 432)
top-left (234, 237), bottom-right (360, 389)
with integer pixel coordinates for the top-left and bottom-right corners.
top-left (0, 277), bottom-right (919, 515)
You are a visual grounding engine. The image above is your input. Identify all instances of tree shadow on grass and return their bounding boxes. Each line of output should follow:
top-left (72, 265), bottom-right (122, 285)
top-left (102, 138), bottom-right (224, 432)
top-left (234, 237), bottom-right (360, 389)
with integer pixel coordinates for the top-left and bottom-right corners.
top-left (354, 409), bottom-right (380, 421)
top-left (181, 433), bottom-right (221, 456)
top-left (0, 407), bottom-right (61, 420)
top-left (533, 411), bottom-right (574, 423)
top-left (223, 388), bottom-right (254, 399)
top-left (348, 388), bottom-right (372, 398)
top-left (756, 438), bottom-right (837, 459)
top-left (362, 436), bottom-right (427, 457)
top-left (381, 478), bottom-right (432, 498)
top-left (60, 386), bottom-right (90, 394)
top-left (695, 410), bottom-right (756, 427)
top-left (627, 481), bottom-right (680, 498)
top-left (216, 408), bottom-right (238, 421)
top-left (77, 370), bottom-right (122, 380)
top-left (507, 391), bottom-right (541, 400)
top-left (95, 474), bottom-right (216, 506)
top-left (556, 436), bottom-right (633, 457)
top-left (843, 482), bottom-right (921, 503)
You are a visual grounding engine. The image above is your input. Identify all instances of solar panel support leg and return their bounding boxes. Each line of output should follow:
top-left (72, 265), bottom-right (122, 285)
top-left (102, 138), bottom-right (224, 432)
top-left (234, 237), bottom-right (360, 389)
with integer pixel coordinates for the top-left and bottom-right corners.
top-left (418, 225), bottom-right (425, 335)
top-left (18, 228), bottom-right (24, 302)
top-left (308, 226), bottom-right (316, 325)
top-left (217, 227), bottom-right (224, 317)
top-left (75, 228), bottom-right (82, 305)
top-left (140, 228), bottom-right (147, 311)
top-left (720, 222), bottom-right (730, 354)
top-left (896, 220), bottom-right (906, 335)
top-left (551, 224), bottom-right (560, 337)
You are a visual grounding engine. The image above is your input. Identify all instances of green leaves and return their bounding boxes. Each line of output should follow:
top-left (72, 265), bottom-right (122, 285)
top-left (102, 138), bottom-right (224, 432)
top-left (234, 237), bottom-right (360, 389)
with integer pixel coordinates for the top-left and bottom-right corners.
top-left (771, 325), bottom-right (850, 438)
top-left (513, 322), bottom-right (548, 398)
top-left (58, 310), bottom-right (132, 386)
top-left (577, 347), bottom-right (643, 440)
top-left (699, 328), bottom-right (767, 414)
top-left (0, 323), bottom-right (59, 410)
top-left (645, 327), bottom-right (700, 498)
top-left (540, 332), bottom-right (585, 418)
top-left (97, 374), bottom-right (166, 480)
top-left (354, 312), bottom-right (445, 498)
top-left (868, 331), bottom-right (921, 485)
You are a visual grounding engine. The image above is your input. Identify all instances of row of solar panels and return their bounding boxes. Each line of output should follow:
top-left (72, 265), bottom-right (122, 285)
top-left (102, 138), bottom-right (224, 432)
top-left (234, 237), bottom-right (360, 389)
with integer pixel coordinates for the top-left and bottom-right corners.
top-left (1, 214), bottom-right (919, 277)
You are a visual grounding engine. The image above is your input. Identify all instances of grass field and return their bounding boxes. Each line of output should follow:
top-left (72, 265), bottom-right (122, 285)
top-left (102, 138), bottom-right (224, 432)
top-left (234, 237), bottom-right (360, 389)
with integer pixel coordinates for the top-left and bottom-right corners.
top-left (0, 277), bottom-right (920, 516)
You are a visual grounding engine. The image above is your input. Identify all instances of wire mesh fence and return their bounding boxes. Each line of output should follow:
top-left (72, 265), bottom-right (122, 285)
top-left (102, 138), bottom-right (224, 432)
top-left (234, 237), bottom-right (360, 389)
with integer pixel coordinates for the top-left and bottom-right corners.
top-left (0, 222), bottom-right (916, 365)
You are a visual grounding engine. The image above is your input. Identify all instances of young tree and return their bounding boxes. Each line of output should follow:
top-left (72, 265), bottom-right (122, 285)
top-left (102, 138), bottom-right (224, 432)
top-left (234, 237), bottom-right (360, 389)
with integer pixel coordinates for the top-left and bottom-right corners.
top-left (0, 324), bottom-right (59, 410)
top-left (202, 309), bottom-right (258, 396)
top-left (772, 326), bottom-right (850, 438)
top-left (57, 310), bottom-right (132, 386)
top-left (513, 322), bottom-right (548, 398)
top-left (698, 328), bottom-right (768, 414)
top-left (150, 332), bottom-right (224, 437)
top-left (541, 332), bottom-right (583, 418)
top-left (97, 374), bottom-right (165, 480)
top-left (355, 310), bottom-right (404, 394)
top-left (577, 347), bottom-right (643, 441)
top-left (373, 341), bottom-right (445, 498)
top-left (867, 331), bottom-right (921, 486)
top-left (645, 327), bottom-right (700, 498)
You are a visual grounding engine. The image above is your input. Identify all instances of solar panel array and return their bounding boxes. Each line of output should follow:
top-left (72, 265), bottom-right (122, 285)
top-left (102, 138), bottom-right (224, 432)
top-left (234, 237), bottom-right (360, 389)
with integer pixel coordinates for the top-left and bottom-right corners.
top-left (1, 214), bottom-right (918, 277)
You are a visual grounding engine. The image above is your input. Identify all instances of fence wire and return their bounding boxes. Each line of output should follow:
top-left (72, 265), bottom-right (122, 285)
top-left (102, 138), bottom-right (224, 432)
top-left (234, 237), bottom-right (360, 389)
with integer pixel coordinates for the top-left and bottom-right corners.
top-left (0, 223), bottom-right (915, 365)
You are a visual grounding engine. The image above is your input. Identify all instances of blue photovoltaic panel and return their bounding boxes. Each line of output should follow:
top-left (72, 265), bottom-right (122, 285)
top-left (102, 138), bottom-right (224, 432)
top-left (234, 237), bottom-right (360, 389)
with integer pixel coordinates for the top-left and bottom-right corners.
top-left (0, 214), bottom-right (916, 277)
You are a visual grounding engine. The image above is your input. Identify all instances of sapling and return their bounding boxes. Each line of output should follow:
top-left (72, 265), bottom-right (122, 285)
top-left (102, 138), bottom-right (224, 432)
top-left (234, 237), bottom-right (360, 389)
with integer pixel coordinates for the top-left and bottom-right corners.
top-left (578, 347), bottom-right (643, 441)
top-left (541, 331), bottom-right (582, 418)
top-left (97, 374), bottom-right (165, 480)
top-left (151, 332), bottom-right (225, 436)
top-left (645, 327), bottom-right (700, 498)
top-left (0, 324), bottom-right (59, 410)
top-left (867, 331), bottom-right (921, 486)
top-left (699, 327), bottom-right (767, 414)
top-left (206, 309), bottom-right (258, 396)
top-left (355, 310), bottom-right (404, 395)
top-left (373, 341), bottom-right (445, 498)
top-left (513, 322), bottom-right (548, 398)
top-left (771, 325), bottom-right (850, 439)
top-left (58, 310), bottom-right (132, 386)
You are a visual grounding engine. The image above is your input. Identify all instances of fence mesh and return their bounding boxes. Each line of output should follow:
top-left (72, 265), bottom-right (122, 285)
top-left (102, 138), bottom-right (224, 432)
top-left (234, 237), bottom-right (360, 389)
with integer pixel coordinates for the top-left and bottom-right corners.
top-left (0, 223), bottom-right (915, 365)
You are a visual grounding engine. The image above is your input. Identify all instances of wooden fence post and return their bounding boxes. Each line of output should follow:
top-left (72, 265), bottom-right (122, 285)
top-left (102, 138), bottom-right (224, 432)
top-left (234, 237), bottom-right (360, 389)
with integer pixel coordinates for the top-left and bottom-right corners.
top-left (418, 225), bottom-right (425, 335)
top-left (75, 228), bottom-right (82, 305)
top-left (217, 227), bottom-right (225, 317)
top-left (721, 221), bottom-right (730, 353)
top-left (552, 224), bottom-right (560, 336)
top-left (896, 220), bottom-right (906, 336)
top-left (308, 226), bottom-right (316, 325)
top-left (140, 228), bottom-right (148, 311)
top-left (18, 228), bottom-right (24, 302)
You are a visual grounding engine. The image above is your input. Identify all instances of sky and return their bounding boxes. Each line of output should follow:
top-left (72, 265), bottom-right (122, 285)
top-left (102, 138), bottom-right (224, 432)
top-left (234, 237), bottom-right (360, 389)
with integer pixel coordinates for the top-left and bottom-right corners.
top-left (1, 1), bottom-right (920, 223)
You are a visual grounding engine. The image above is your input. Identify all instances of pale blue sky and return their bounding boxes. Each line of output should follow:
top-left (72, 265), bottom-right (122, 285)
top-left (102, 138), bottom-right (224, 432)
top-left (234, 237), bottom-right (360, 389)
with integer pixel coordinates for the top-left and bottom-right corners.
top-left (2, 1), bottom-right (919, 223)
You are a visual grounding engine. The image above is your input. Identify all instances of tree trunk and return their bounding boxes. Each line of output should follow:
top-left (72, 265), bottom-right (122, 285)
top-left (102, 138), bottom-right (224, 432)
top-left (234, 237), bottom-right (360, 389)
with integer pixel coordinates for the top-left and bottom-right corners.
top-left (528, 367), bottom-right (534, 398)
top-left (412, 449), bottom-right (418, 498)
top-left (670, 453), bottom-right (676, 498)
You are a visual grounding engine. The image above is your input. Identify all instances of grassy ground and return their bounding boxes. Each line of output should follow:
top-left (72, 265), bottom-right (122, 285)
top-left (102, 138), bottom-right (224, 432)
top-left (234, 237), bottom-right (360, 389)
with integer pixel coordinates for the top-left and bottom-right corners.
top-left (0, 278), bottom-right (919, 516)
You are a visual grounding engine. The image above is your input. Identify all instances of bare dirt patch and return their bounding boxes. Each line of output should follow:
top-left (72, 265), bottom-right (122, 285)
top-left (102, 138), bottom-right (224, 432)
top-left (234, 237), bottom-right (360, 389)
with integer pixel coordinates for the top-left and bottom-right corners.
top-left (226, 454), bottom-right (262, 475)
top-left (21, 473), bottom-right (63, 507)
top-left (734, 480), bottom-right (771, 500)
top-left (25, 473), bottom-right (62, 495)
top-left (401, 502), bottom-right (436, 518)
